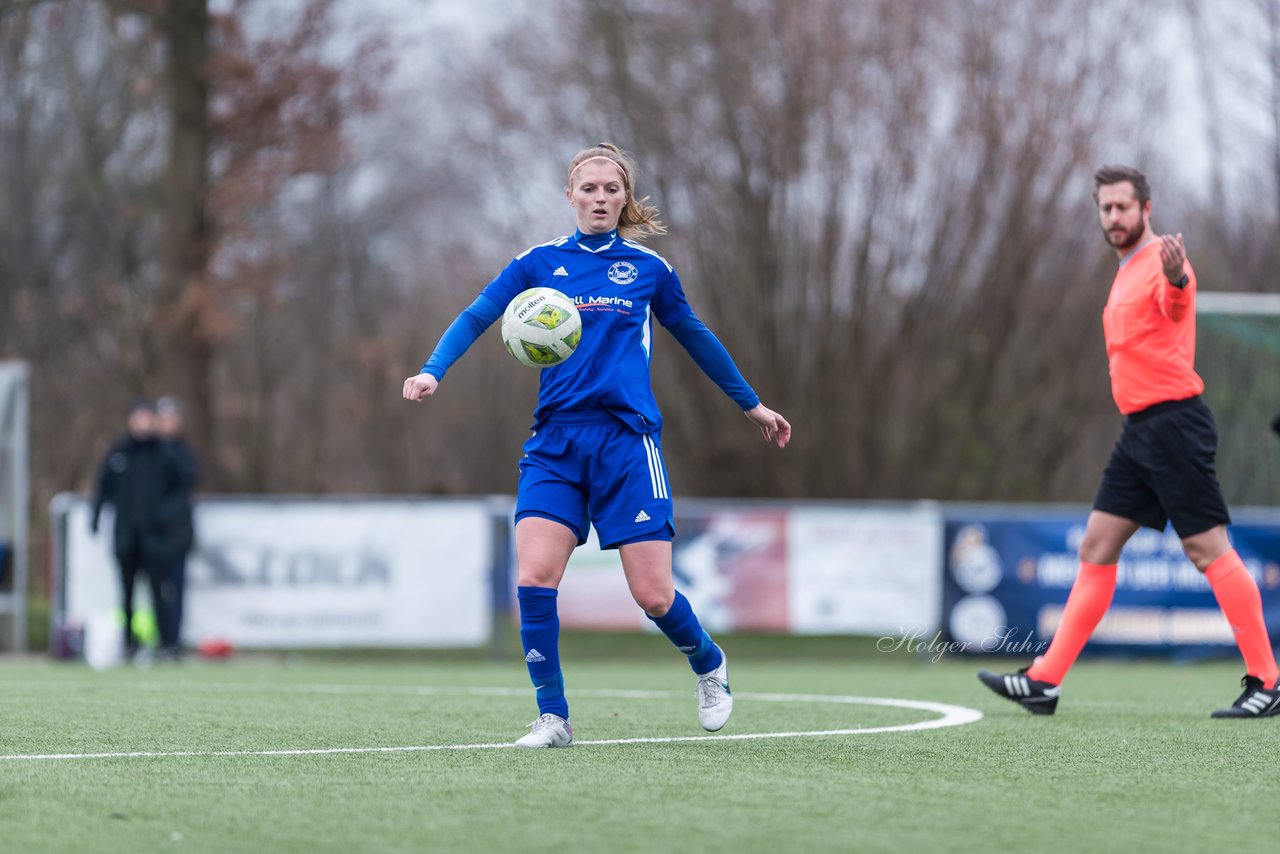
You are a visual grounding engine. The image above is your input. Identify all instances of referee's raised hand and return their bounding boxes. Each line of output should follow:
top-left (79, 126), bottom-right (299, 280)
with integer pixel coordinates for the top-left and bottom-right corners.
top-left (1158, 232), bottom-right (1187, 284)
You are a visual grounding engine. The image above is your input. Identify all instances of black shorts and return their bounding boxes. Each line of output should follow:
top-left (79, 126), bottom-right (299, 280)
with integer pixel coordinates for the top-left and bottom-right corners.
top-left (1092, 396), bottom-right (1231, 538)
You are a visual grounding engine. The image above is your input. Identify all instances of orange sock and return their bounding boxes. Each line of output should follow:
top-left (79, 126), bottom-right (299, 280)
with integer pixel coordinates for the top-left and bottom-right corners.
top-left (1206, 550), bottom-right (1279, 688)
top-left (1026, 562), bottom-right (1116, 685)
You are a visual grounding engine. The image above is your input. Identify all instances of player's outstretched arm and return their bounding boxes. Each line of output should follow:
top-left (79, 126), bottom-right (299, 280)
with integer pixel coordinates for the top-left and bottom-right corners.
top-left (744, 403), bottom-right (791, 448)
top-left (402, 373), bottom-right (439, 402)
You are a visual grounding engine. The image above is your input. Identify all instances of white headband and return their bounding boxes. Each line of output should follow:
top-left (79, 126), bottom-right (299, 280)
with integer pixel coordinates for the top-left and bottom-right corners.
top-left (568, 155), bottom-right (627, 187)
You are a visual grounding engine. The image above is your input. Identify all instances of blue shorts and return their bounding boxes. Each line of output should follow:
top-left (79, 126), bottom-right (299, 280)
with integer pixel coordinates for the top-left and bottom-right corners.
top-left (515, 413), bottom-right (676, 549)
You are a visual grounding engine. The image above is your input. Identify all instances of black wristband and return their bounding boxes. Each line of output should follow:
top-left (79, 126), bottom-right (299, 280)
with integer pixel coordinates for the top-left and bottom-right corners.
top-left (1168, 273), bottom-right (1189, 289)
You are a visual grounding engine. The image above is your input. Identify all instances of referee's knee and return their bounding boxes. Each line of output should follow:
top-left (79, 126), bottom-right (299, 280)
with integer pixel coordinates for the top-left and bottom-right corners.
top-left (1181, 526), bottom-right (1231, 571)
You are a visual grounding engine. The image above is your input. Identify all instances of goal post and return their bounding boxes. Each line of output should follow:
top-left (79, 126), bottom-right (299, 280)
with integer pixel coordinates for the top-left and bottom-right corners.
top-left (1196, 292), bottom-right (1280, 508)
top-left (0, 361), bottom-right (29, 652)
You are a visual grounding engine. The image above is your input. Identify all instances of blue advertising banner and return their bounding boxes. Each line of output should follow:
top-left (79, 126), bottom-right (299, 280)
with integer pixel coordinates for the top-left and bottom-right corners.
top-left (942, 508), bottom-right (1280, 658)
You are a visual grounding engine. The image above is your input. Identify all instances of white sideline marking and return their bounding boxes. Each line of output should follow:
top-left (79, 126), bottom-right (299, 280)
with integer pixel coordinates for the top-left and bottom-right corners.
top-left (0, 686), bottom-right (982, 761)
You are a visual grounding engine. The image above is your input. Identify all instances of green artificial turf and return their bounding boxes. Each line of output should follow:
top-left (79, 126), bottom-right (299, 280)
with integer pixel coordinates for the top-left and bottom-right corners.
top-left (0, 635), bottom-right (1272, 853)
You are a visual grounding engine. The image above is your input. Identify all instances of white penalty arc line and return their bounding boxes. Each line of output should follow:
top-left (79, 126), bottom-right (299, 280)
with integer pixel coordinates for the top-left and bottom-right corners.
top-left (0, 687), bottom-right (982, 762)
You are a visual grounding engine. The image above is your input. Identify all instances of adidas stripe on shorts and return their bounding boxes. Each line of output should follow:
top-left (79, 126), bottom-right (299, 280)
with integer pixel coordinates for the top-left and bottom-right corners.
top-left (515, 412), bottom-right (675, 549)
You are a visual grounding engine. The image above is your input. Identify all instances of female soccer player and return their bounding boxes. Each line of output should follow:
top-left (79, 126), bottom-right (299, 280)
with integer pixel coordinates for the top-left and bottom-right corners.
top-left (403, 143), bottom-right (791, 747)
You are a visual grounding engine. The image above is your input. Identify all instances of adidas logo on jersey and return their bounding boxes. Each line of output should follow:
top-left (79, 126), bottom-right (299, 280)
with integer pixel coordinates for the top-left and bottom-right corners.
top-left (553, 266), bottom-right (568, 276)
top-left (525, 649), bottom-right (546, 663)
top-left (634, 510), bottom-right (651, 523)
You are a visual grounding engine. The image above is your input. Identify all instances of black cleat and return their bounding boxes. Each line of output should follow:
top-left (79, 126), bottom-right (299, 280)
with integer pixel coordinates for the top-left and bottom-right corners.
top-left (977, 666), bottom-right (1061, 715)
top-left (1211, 675), bottom-right (1280, 719)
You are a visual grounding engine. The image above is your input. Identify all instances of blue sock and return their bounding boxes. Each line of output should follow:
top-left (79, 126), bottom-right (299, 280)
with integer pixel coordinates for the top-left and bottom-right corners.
top-left (518, 586), bottom-right (567, 719)
top-left (648, 590), bottom-right (723, 674)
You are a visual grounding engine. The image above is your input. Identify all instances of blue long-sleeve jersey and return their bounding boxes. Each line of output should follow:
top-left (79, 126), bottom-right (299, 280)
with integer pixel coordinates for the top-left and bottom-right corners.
top-left (421, 229), bottom-right (759, 433)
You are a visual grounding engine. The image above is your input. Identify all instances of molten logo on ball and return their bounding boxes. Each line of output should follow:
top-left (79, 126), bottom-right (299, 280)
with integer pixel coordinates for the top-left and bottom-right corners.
top-left (501, 288), bottom-right (583, 368)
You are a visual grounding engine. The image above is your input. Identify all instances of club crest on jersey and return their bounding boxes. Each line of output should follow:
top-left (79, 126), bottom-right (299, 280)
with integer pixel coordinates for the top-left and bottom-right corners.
top-left (607, 261), bottom-right (638, 285)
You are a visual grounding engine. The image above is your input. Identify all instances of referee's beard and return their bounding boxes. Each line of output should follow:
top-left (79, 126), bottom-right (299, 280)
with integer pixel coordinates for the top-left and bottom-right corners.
top-left (1104, 221), bottom-right (1144, 251)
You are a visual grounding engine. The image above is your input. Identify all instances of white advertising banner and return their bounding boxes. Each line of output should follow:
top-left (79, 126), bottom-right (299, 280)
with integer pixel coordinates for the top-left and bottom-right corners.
top-left (549, 503), bottom-right (943, 636)
top-left (59, 497), bottom-right (492, 648)
top-left (786, 504), bottom-right (942, 635)
top-left (543, 507), bottom-right (792, 634)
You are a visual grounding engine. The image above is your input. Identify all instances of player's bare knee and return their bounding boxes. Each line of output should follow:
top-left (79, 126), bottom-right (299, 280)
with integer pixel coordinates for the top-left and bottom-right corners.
top-left (517, 565), bottom-right (561, 588)
top-left (633, 588), bottom-right (674, 617)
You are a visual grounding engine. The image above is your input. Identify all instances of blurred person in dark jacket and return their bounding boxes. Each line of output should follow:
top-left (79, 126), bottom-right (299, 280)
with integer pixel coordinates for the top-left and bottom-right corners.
top-left (90, 398), bottom-right (186, 661)
top-left (154, 396), bottom-right (199, 660)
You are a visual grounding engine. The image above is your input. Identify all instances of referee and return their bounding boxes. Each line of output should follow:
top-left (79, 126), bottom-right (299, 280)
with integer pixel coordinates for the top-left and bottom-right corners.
top-left (980, 165), bottom-right (1279, 718)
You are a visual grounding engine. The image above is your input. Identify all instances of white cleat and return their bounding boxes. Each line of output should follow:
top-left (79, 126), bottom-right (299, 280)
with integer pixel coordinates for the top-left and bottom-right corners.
top-left (514, 713), bottom-right (573, 748)
top-left (696, 647), bottom-right (733, 732)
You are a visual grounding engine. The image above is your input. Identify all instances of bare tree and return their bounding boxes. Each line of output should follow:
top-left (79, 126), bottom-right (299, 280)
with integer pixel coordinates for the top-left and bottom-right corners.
top-left (153, 0), bottom-right (215, 461)
top-left (439, 0), bottom-right (1159, 501)
top-left (7, 0), bottom-right (1273, 544)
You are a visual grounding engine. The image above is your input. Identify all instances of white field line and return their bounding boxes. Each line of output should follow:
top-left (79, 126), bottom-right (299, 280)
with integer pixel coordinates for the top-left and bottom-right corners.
top-left (0, 685), bottom-right (983, 761)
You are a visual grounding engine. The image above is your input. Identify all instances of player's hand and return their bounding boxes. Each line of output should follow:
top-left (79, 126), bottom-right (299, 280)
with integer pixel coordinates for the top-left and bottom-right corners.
top-left (402, 373), bottom-right (439, 402)
top-left (745, 403), bottom-right (791, 448)
top-left (1159, 232), bottom-right (1187, 284)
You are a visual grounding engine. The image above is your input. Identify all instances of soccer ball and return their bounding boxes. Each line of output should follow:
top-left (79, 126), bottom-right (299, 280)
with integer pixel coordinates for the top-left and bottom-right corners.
top-left (501, 288), bottom-right (582, 368)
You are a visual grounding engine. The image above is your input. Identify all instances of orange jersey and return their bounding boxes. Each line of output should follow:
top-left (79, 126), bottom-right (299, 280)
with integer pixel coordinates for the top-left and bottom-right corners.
top-left (1101, 240), bottom-right (1203, 414)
